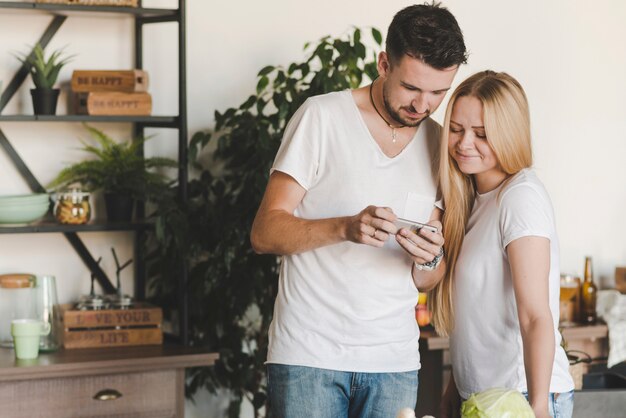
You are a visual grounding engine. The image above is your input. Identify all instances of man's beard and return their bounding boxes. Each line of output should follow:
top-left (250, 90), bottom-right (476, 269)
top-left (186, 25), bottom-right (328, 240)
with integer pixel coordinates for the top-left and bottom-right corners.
top-left (382, 84), bottom-right (429, 127)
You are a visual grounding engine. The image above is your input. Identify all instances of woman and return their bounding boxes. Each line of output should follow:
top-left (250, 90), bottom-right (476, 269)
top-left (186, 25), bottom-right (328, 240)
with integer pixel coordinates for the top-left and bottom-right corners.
top-left (432, 71), bottom-right (575, 418)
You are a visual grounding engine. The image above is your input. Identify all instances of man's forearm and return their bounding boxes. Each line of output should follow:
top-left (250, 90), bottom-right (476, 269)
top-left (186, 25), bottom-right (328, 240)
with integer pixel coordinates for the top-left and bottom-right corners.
top-left (251, 209), bottom-right (348, 256)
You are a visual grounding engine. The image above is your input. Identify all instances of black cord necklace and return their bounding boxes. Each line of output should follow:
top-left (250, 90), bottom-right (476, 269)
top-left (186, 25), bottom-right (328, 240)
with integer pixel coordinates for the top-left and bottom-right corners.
top-left (369, 77), bottom-right (405, 143)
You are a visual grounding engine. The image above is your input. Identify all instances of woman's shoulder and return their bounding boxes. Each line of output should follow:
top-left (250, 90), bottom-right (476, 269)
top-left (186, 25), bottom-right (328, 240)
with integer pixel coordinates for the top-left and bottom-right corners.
top-left (499, 168), bottom-right (552, 207)
top-left (501, 169), bottom-right (548, 199)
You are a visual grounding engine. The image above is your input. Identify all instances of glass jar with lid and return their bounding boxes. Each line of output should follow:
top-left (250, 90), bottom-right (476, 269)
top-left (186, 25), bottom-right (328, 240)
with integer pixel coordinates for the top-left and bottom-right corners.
top-left (0, 273), bottom-right (37, 347)
top-left (54, 189), bottom-right (91, 224)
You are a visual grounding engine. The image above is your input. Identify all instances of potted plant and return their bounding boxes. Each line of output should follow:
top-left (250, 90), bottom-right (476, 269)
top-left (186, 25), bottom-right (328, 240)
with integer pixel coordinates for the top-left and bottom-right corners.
top-left (148, 27), bottom-right (382, 417)
top-left (48, 124), bottom-right (177, 222)
top-left (16, 43), bottom-right (73, 115)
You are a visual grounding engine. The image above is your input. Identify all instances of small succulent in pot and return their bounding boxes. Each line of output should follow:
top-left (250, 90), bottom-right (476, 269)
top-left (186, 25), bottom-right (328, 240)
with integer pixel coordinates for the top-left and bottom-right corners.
top-left (15, 43), bottom-right (74, 115)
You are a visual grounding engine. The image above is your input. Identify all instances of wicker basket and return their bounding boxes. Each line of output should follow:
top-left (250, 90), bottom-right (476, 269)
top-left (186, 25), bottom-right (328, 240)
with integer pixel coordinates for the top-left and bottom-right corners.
top-left (36, 0), bottom-right (138, 7)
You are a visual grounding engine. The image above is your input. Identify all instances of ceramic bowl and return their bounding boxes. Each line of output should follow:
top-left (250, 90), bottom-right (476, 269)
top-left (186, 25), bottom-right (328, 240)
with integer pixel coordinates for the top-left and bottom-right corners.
top-left (0, 193), bottom-right (49, 206)
top-left (0, 201), bottom-right (49, 225)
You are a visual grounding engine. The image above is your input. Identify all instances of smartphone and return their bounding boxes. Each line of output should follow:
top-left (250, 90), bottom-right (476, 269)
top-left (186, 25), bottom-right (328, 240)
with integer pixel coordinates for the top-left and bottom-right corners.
top-left (394, 217), bottom-right (438, 234)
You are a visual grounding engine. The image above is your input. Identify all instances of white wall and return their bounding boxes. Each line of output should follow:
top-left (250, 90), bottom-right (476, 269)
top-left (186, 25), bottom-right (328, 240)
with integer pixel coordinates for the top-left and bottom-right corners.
top-left (188, 0), bottom-right (626, 286)
top-left (0, 1), bottom-right (625, 417)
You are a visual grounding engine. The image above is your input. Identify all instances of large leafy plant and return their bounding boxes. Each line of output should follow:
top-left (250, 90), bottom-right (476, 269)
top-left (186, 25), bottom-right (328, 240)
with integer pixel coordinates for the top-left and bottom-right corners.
top-left (48, 124), bottom-right (177, 201)
top-left (148, 27), bottom-right (382, 418)
top-left (16, 43), bottom-right (73, 90)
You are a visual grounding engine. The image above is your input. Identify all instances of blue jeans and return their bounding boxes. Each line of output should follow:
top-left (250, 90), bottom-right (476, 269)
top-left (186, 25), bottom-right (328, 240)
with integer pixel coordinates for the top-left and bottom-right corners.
top-left (266, 364), bottom-right (419, 418)
top-left (522, 390), bottom-right (574, 418)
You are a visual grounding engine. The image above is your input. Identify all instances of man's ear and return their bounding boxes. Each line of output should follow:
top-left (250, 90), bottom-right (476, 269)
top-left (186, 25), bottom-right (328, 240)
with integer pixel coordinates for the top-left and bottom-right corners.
top-left (377, 51), bottom-right (391, 78)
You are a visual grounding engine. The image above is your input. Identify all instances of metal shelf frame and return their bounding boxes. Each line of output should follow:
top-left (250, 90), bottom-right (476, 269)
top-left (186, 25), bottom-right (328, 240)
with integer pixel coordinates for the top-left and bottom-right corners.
top-left (0, 115), bottom-right (179, 127)
top-left (0, 0), bottom-right (189, 344)
top-left (0, 220), bottom-right (154, 234)
top-left (0, 1), bottom-right (178, 18)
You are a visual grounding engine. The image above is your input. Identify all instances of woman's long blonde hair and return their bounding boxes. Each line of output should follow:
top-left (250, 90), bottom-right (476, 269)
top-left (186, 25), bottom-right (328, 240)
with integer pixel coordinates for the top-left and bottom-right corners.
top-left (429, 71), bottom-right (533, 336)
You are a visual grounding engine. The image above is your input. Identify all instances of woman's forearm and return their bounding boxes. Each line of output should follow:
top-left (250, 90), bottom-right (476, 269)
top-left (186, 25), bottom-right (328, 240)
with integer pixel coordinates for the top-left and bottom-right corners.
top-left (520, 314), bottom-right (554, 413)
top-left (507, 236), bottom-right (554, 418)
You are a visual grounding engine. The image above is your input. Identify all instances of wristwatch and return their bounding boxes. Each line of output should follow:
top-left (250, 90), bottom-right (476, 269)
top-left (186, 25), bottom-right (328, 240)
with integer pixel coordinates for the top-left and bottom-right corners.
top-left (414, 247), bottom-right (444, 272)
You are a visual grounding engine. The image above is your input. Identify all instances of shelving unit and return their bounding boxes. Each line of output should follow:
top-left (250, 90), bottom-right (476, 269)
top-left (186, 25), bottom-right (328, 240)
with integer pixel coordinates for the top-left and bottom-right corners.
top-left (0, 0), bottom-right (189, 343)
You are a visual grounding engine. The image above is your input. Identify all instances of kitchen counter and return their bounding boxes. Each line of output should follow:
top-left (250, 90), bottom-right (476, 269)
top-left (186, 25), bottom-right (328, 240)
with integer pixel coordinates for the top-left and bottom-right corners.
top-left (0, 345), bottom-right (218, 417)
top-left (415, 324), bottom-right (609, 416)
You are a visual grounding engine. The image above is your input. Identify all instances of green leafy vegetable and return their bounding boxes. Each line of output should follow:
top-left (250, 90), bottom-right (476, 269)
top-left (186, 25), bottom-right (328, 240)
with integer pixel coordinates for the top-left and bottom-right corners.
top-left (461, 388), bottom-right (535, 418)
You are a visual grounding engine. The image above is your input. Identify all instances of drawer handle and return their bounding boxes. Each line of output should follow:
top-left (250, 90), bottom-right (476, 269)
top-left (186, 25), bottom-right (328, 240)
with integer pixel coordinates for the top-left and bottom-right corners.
top-left (93, 389), bottom-right (123, 401)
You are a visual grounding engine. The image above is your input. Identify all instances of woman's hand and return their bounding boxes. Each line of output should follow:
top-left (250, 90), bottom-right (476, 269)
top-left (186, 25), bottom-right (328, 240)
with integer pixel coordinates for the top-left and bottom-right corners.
top-left (395, 219), bottom-right (444, 264)
top-left (532, 406), bottom-right (550, 418)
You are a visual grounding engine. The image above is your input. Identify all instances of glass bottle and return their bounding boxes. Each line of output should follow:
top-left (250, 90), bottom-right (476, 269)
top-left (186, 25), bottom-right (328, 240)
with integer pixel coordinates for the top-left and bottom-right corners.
top-left (580, 256), bottom-right (597, 324)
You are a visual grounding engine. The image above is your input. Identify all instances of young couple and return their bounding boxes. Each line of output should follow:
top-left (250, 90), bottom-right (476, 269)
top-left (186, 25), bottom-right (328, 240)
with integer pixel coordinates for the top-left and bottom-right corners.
top-left (251, 3), bottom-right (574, 418)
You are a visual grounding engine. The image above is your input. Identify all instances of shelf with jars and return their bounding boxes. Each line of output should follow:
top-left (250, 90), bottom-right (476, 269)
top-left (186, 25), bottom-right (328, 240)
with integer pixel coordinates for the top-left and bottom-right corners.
top-left (0, 0), bottom-right (191, 344)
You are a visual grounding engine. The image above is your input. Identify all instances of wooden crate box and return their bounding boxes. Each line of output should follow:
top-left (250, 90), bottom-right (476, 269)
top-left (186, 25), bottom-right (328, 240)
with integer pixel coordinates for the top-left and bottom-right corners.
top-left (59, 303), bottom-right (163, 349)
top-left (73, 91), bottom-right (152, 115)
top-left (71, 70), bottom-right (149, 93)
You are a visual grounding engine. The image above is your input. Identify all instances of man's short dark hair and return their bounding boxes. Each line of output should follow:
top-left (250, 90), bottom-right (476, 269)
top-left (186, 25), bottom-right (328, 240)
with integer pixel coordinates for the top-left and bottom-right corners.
top-left (386, 2), bottom-right (468, 69)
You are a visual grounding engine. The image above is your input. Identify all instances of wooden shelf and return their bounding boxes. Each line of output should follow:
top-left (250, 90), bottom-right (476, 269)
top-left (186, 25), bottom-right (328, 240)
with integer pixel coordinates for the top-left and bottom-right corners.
top-left (0, 1), bottom-right (178, 18)
top-left (0, 219), bottom-right (154, 234)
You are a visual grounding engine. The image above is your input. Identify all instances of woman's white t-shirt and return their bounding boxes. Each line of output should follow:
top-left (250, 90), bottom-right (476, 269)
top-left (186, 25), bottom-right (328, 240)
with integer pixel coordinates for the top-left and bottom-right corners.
top-left (266, 91), bottom-right (441, 372)
top-left (450, 169), bottom-right (574, 398)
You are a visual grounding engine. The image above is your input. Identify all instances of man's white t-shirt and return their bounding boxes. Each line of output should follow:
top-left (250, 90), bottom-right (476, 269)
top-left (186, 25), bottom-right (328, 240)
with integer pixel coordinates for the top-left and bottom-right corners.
top-left (450, 169), bottom-right (574, 398)
top-left (266, 90), bottom-right (440, 372)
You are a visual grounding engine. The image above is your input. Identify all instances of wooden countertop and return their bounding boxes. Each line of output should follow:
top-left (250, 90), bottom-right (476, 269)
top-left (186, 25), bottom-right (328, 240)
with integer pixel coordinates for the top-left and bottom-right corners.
top-left (560, 323), bottom-right (608, 341)
top-left (0, 344), bottom-right (218, 382)
top-left (419, 323), bottom-right (608, 352)
top-left (419, 328), bottom-right (450, 350)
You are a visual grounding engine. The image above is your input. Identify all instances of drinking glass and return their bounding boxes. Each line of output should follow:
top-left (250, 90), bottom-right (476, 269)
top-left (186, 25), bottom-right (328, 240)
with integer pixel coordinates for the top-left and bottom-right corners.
top-left (35, 275), bottom-right (60, 352)
top-left (559, 274), bottom-right (580, 327)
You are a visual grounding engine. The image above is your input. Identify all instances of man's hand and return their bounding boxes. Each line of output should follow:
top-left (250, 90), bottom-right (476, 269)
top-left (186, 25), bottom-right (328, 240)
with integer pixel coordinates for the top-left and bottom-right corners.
top-left (345, 206), bottom-right (397, 247)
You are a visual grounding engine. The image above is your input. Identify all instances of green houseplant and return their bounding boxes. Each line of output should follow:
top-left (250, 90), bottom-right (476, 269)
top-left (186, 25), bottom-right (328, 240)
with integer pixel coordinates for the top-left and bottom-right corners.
top-left (16, 43), bottom-right (73, 115)
top-left (148, 27), bottom-right (382, 418)
top-left (49, 124), bottom-right (177, 221)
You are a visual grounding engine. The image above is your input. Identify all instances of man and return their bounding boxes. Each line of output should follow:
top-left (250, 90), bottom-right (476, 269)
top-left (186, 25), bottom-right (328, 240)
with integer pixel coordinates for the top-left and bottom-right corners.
top-left (251, 3), bottom-right (467, 417)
